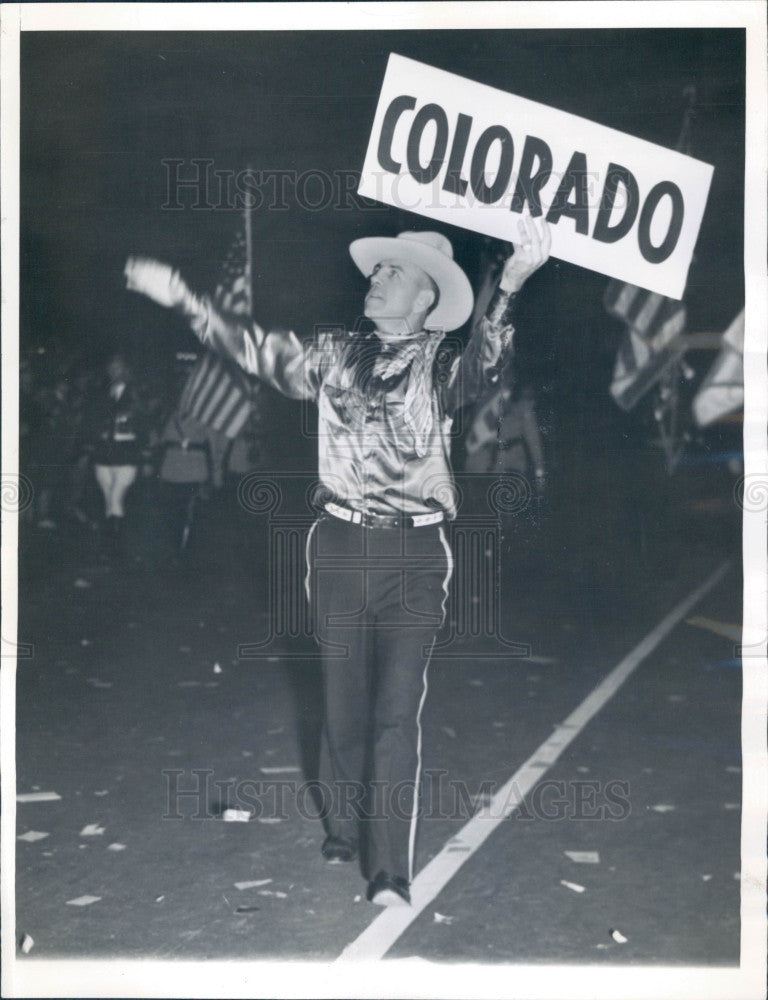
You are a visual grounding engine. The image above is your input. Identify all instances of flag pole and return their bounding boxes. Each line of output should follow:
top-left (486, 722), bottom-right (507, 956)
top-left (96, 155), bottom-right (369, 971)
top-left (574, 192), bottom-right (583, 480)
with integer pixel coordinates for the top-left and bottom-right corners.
top-left (244, 166), bottom-right (253, 318)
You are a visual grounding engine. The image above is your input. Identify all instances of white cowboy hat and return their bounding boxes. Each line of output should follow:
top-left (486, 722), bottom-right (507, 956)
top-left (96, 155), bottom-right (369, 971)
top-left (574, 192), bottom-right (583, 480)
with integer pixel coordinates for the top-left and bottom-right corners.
top-left (349, 230), bottom-right (474, 332)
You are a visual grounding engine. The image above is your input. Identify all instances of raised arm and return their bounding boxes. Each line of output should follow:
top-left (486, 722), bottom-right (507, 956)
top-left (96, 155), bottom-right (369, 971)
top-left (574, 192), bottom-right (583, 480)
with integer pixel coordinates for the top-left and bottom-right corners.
top-left (443, 215), bottom-right (551, 414)
top-left (124, 257), bottom-right (322, 401)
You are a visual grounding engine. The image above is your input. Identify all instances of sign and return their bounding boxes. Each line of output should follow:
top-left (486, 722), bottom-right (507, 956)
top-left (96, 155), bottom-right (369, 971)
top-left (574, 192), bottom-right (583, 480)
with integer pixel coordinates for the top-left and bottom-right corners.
top-left (359, 54), bottom-right (714, 300)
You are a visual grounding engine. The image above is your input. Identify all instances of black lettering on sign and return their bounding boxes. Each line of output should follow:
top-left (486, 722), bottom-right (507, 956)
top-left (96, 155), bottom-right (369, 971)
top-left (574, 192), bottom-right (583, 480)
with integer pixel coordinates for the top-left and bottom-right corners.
top-left (510, 135), bottom-right (553, 217)
top-left (406, 103), bottom-right (449, 184)
top-left (637, 181), bottom-right (685, 264)
top-left (592, 164), bottom-right (640, 244)
top-left (442, 112), bottom-right (472, 196)
top-left (469, 125), bottom-right (514, 204)
top-left (545, 151), bottom-right (590, 234)
top-left (377, 95), bottom-right (417, 174)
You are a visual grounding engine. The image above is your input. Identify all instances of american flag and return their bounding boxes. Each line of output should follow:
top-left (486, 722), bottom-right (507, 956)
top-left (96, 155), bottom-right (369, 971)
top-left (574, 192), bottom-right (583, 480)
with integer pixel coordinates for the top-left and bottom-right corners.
top-left (604, 280), bottom-right (687, 411)
top-left (178, 225), bottom-right (256, 438)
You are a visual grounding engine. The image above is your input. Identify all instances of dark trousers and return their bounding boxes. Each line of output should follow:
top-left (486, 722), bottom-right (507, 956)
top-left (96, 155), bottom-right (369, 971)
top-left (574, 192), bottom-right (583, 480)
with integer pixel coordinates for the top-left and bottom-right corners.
top-left (307, 514), bottom-right (452, 882)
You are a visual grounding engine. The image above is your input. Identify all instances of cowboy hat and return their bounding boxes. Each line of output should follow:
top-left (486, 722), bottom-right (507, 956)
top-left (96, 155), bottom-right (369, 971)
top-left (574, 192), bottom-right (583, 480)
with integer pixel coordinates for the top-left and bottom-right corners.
top-left (349, 230), bottom-right (474, 332)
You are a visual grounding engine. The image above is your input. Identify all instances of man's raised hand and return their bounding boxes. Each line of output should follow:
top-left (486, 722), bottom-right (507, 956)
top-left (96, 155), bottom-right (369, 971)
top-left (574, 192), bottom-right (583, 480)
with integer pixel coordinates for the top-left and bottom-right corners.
top-left (124, 256), bottom-right (190, 310)
top-left (499, 213), bottom-right (552, 295)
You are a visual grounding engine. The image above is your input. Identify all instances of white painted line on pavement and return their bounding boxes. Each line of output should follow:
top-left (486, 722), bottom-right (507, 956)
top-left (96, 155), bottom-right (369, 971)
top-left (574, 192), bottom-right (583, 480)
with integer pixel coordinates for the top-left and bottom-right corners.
top-left (337, 560), bottom-right (731, 961)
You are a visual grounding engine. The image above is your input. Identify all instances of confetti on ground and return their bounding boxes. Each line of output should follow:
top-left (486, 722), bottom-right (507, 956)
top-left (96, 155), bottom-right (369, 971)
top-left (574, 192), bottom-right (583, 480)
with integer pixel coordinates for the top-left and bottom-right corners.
top-left (179, 646), bottom-right (191, 653)
top-left (267, 727), bottom-right (284, 735)
top-left (560, 880), bottom-right (586, 893)
top-left (241, 751), bottom-right (253, 758)
top-left (213, 663), bottom-right (222, 674)
top-left (80, 824), bottom-right (105, 836)
top-left (235, 879), bottom-right (273, 890)
top-left (259, 766), bottom-right (301, 775)
top-left (258, 889), bottom-right (288, 899)
top-left (733, 872), bottom-right (741, 881)
top-left (20, 934), bottom-right (34, 954)
top-left (267, 657), bottom-right (280, 663)
top-left (86, 678), bottom-right (113, 689)
top-left (526, 655), bottom-right (559, 665)
top-left (433, 912), bottom-right (454, 924)
top-left (723, 803), bottom-right (740, 810)
top-left (725, 765), bottom-right (741, 774)
top-left (66, 895), bottom-right (101, 907)
top-left (74, 578), bottom-right (92, 589)
top-left (575, 766), bottom-right (590, 774)
top-left (18, 830), bottom-right (50, 843)
top-left (235, 905), bottom-right (260, 913)
top-left (650, 804), bottom-right (675, 813)
top-left (204, 682), bottom-right (219, 688)
top-left (667, 694), bottom-right (686, 702)
top-left (440, 726), bottom-right (457, 739)
top-left (564, 851), bottom-right (600, 864)
top-left (80, 639), bottom-right (91, 646)
top-left (685, 616), bottom-right (741, 642)
top-left (469, 679), bottom-right (483, 687)
top-left (222, 809), bottom-right (251, 822)
top-left (610, 928), bottom-right (628, 943)
top-left (702, 874), bottom-right (713, 881)
top-left (155, 895), bottom-right (165, 903)
top-left (17, 791), bottom-right (61, 803)
top-left (94, 790), bottom-right (109, 797)
top-left (257, 817), bottom-right (284, 825)
top-left (107, 843), bottom-right (126, 852)
top-left (177, 681), bottom-right (201, 688)
top-left (353, 895), bottom-right (362, 903)
top-left (492, 721), bottom-right (505, 728)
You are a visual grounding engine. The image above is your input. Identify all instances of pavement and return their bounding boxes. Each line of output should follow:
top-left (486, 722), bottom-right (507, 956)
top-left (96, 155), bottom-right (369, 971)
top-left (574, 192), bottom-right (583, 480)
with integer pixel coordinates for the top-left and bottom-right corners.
top-left (12, 446), bottom-right (744, 968)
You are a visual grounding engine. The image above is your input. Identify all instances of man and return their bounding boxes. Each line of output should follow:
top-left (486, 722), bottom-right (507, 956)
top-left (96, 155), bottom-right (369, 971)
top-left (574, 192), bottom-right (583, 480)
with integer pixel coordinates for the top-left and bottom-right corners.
top-left (125, 215), bottom-right (550, 906)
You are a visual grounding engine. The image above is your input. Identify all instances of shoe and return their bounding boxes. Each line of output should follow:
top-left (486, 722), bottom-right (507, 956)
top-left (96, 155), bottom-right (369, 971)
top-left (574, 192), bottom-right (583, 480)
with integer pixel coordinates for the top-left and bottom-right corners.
top-left (367, 870), bottom-right (410, 907)
top-left (321, 835), bottom-right (358, 864)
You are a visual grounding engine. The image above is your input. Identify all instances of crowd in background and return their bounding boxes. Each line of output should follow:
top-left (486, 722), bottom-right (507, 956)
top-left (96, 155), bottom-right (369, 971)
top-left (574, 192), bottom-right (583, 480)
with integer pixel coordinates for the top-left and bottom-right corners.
top-left (19, 344), bottom-right (271, 560)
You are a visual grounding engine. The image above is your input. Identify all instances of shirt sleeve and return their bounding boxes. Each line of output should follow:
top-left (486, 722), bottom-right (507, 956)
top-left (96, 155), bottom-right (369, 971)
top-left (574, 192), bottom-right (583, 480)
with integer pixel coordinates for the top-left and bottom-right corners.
top-left (441, 286), bottom-right (516, 416)
top-left (178, 293), bottom-right (325, 401)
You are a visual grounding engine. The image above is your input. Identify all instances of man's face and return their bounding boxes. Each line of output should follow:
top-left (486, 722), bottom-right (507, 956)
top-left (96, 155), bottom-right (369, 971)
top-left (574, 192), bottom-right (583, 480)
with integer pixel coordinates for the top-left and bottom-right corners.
top-left (364, 258), bottom-right (433, 333)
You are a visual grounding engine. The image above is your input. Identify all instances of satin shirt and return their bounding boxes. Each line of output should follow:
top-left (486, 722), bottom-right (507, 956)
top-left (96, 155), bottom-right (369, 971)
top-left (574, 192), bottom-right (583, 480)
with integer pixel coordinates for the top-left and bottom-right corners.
top-left (184, 293), bottom-right (514, 519)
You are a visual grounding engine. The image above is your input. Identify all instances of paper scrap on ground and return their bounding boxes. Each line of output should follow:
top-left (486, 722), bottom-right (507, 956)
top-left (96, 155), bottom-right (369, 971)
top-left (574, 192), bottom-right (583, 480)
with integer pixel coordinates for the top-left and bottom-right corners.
top-left (17, 791), bottom-right (62, 803)
top-left (685, 616), bottom-right (741, 642)
top-left (80, 824), bottom-right (105, 836)
top-left (257, 817), bottom-right (283, 825)
top-left (723, 803), bottom-right (740, 810)
top-left (650, 804), bottom-right (675, 813)
top-left (94, 790), bottom-right (109, 796)
top-left (74, 578), bottom-right (91, 589)
top-left (155, 895), bottom-right (164, 903)
top-left (86, 678), bottom-right (112, 688)
top-left (701, 874), bottom-right (713, 881)
top-left (80, 639), bottom-right (91, 646)
top-left (433, 912), bottom-right (454, 924)
top-left (213, 663), bottom-right (222, 673)
top-left (18, 830), bottom-right (50, 842)
top-left (560, 880), bottom-right (586, 893)
top-left (107, 843), bottom-right (126, 852)
top-left (20, 934), bottom-right (34, 954)
top-left (259, 766), bottom-right (301, 775)
top-left (235, 879), bottom-right (272, 890)
top-left (564, 851), bottom-right (600, 864)
top-left (66, 895), bottom-right (101, 906)
top-left (258, 889), bottom-right (288, 899)
top-left (222, 809), bottom-right (251, 822)
top-left (610, 928), bottom-right (628, 943)
top-left (725, 765), bottom-right (741, 773)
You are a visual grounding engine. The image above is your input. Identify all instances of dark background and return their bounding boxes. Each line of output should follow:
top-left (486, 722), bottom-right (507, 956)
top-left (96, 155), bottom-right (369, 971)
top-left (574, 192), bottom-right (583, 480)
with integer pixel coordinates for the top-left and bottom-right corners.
top-left (21, 29), bottom-right (745, 451)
